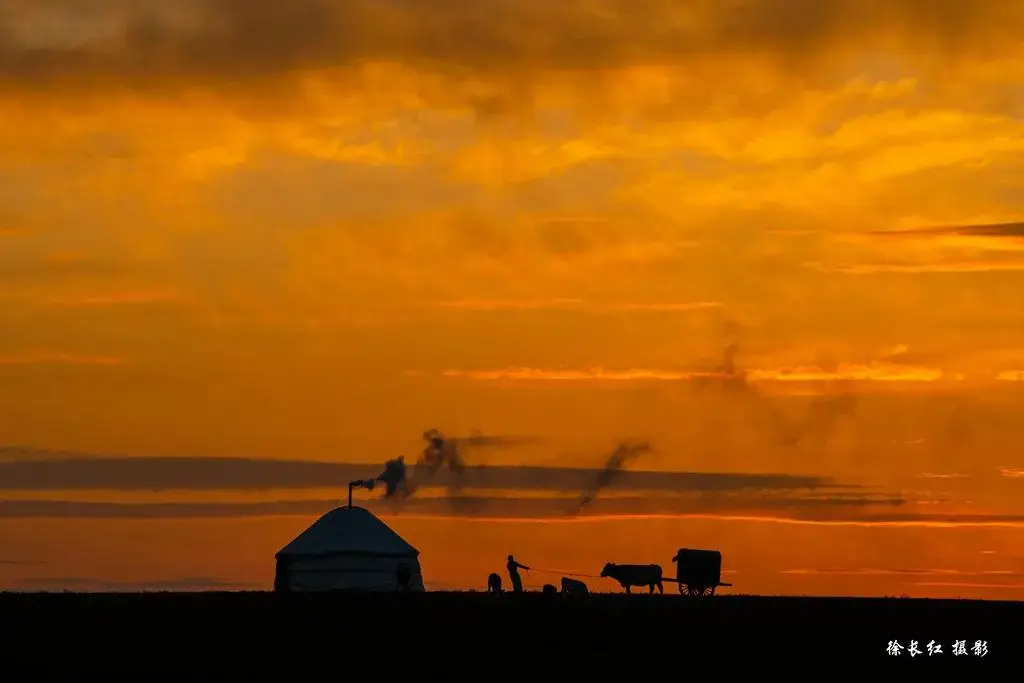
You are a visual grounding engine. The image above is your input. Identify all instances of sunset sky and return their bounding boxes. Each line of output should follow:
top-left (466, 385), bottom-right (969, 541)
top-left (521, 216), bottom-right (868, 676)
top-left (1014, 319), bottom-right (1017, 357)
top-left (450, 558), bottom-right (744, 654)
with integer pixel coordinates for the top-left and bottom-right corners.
top-left (2, 0), bottom-right (1024, 600)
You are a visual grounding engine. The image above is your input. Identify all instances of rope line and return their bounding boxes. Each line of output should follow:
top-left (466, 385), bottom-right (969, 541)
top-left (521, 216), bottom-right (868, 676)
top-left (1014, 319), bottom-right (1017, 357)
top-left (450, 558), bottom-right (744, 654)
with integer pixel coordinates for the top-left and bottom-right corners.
top-left (527, 567), bottom-right (605, 580)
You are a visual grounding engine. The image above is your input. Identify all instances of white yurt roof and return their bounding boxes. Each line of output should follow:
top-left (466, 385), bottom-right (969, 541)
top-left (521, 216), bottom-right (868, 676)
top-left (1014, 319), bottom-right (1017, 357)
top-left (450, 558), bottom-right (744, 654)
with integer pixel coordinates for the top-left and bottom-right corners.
top-left (276, 505), bottom-right (419, 559)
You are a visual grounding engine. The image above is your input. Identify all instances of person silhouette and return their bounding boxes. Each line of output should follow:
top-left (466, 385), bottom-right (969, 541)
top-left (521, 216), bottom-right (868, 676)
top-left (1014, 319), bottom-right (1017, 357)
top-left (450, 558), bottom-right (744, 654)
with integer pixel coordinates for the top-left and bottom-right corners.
top-left (507, 554), bottom-right (530, 593)
top-left (396, 563), bottom-right (412, 592)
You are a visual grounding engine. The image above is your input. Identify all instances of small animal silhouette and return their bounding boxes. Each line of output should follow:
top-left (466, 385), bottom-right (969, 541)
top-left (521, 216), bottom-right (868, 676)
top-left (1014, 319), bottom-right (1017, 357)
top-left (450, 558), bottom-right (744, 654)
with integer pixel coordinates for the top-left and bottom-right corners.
top-left (600, 562), bottom-right (664, 594)
top-left (542, 584), bottom-right (558, 597)
top-left (561, 577), bottom-right (589, 595)
top-left (487, 572), bottom-right (503, 594)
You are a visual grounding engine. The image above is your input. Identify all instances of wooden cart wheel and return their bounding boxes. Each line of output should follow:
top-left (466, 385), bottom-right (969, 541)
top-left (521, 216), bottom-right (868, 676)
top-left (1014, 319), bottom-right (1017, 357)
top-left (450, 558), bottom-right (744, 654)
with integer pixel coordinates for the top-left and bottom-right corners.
top-left (686, 585), bottom-right (704, 596)
top-left (677, 582), bottom-right (686, 594)
top-left (704, 586), bottom-right (716, 596)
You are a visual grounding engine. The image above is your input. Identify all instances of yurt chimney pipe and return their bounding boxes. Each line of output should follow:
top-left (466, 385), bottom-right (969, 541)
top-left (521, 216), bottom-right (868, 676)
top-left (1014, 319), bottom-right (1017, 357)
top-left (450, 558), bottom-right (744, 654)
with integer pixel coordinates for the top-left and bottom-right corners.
top-left (347, 479), bottom-right (377, 508)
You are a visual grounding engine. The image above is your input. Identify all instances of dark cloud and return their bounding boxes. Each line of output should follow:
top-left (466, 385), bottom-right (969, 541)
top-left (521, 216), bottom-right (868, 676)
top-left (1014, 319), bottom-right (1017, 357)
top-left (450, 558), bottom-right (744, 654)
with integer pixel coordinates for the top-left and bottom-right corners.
top-left (0, 492), bottom-right (905, 520)
top-left (1, 1), bottom-right (1020, 95)
top-left (871, 221), bottom-right (1024, 239)
top-left (0, 450), bottom-right (836, 493)
top-left (0, 446), bottom-right (106, 461)
top-left (0, 499), bottom-right (328, 519)
top-left (952, 222), bottom-right (1024, 239)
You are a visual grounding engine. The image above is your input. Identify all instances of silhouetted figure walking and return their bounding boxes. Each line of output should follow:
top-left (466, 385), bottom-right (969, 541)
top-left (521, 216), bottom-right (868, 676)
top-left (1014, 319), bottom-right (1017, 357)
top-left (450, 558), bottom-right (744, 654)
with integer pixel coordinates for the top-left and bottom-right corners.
top-left (507, 554), bottom-right (530, 593)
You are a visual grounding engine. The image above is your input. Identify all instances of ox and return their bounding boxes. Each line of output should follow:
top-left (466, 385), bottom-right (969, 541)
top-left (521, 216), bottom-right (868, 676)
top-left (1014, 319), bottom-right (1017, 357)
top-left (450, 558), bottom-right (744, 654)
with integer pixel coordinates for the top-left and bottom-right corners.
top-left (487, 572), bottom-right (503, 594)
top-left (561, 577), bottom-right (589, 595)
top-left (600, 563), bottom-right (664, 594)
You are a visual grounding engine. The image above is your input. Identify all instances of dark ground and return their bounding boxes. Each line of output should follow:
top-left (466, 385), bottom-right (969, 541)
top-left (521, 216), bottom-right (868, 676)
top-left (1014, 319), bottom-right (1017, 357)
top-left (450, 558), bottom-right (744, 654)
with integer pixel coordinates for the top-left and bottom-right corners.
top-left (1, 590), bottom-right (1016, 674)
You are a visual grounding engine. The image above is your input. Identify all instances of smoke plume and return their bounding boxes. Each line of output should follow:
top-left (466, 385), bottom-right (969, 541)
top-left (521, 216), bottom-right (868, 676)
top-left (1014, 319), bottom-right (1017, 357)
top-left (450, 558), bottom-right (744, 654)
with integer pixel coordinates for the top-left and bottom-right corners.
top-left (783, 383), bottom-right (859, 447)
top-left (690, 341), bottom-right (794, 443)
top-left (348, 428), bottom-right (541, 512)
top-left (691, 333), bottom-right (857, 449)
top-left (419, 429), bottom-right (466, 476)
top-left (377, 456), bottom-right (410, 498)
top-left (416, 428), bottom-right (540, 506)
top-left (576, 440), bottom-right (652, 512)
top-left (419, 428), bottom-right (480, 511)
top-left (349, 456), bottom-right (411, 504)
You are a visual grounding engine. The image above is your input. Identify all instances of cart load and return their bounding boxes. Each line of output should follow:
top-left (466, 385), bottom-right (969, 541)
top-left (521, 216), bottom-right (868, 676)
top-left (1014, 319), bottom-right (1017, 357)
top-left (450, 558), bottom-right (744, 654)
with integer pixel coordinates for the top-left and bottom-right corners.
top-left (671, 548), bottom-right (731, 596)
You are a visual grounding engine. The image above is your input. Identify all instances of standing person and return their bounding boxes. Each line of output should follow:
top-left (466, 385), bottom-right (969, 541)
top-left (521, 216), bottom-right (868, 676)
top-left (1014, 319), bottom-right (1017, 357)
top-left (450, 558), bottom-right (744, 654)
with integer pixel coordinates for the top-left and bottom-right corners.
top-left (396, 563), bottom-right (412, 592)
top-left (507, 554), bottom-right (530, 593)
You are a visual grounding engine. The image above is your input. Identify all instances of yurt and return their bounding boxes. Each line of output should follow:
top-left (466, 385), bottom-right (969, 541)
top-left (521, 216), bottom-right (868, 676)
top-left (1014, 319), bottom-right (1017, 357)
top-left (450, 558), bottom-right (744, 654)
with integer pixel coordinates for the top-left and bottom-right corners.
top-left (274, 505), bottom-right (425, 593)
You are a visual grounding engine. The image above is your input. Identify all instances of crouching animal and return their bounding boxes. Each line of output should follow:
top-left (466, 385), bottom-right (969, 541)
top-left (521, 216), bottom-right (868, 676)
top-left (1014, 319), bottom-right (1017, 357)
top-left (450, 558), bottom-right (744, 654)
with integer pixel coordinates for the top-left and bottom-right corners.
top-left (561, 577), bottom-right (589, 596)
top-left (600, 562), bottom-right (664, 594)
top-left (487, 572), bottom-right (503, 594)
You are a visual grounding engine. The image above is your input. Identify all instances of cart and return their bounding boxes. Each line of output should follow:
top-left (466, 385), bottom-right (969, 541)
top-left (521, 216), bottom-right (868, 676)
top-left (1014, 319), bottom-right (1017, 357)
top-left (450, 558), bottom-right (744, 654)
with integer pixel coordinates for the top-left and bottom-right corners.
top-left (670, 548), bottom-right (731, 596)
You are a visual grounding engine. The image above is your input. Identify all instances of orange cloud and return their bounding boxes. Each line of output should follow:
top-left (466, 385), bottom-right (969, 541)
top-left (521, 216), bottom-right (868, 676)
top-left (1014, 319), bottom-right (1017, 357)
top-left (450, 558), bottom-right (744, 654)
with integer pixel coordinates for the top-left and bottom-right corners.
top-left (442, 367), bottom-right (710, 382)
top-left (439, 363), bottom-right (950, 384)
top-left (912, 581), bottom-right (1024, 589)
top-left (370, 512), bottom-right (1024, 528)
top-left (779, 568), bottom-right (1022, 576)
top-left (747, 364), bottom-right (946, 383)
top-left (0, 353), bottom-right (125, 366)
top-left (6, 497), bottom-right (1024, 528)
top-left (432, 299), bottom-right (723, 312)
top-left (804, 260), bottom-right (1024, 274)
top-left (433, 299), bottom-right (585, 310)
top-left (42, 290), bottom-right (184, 307)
